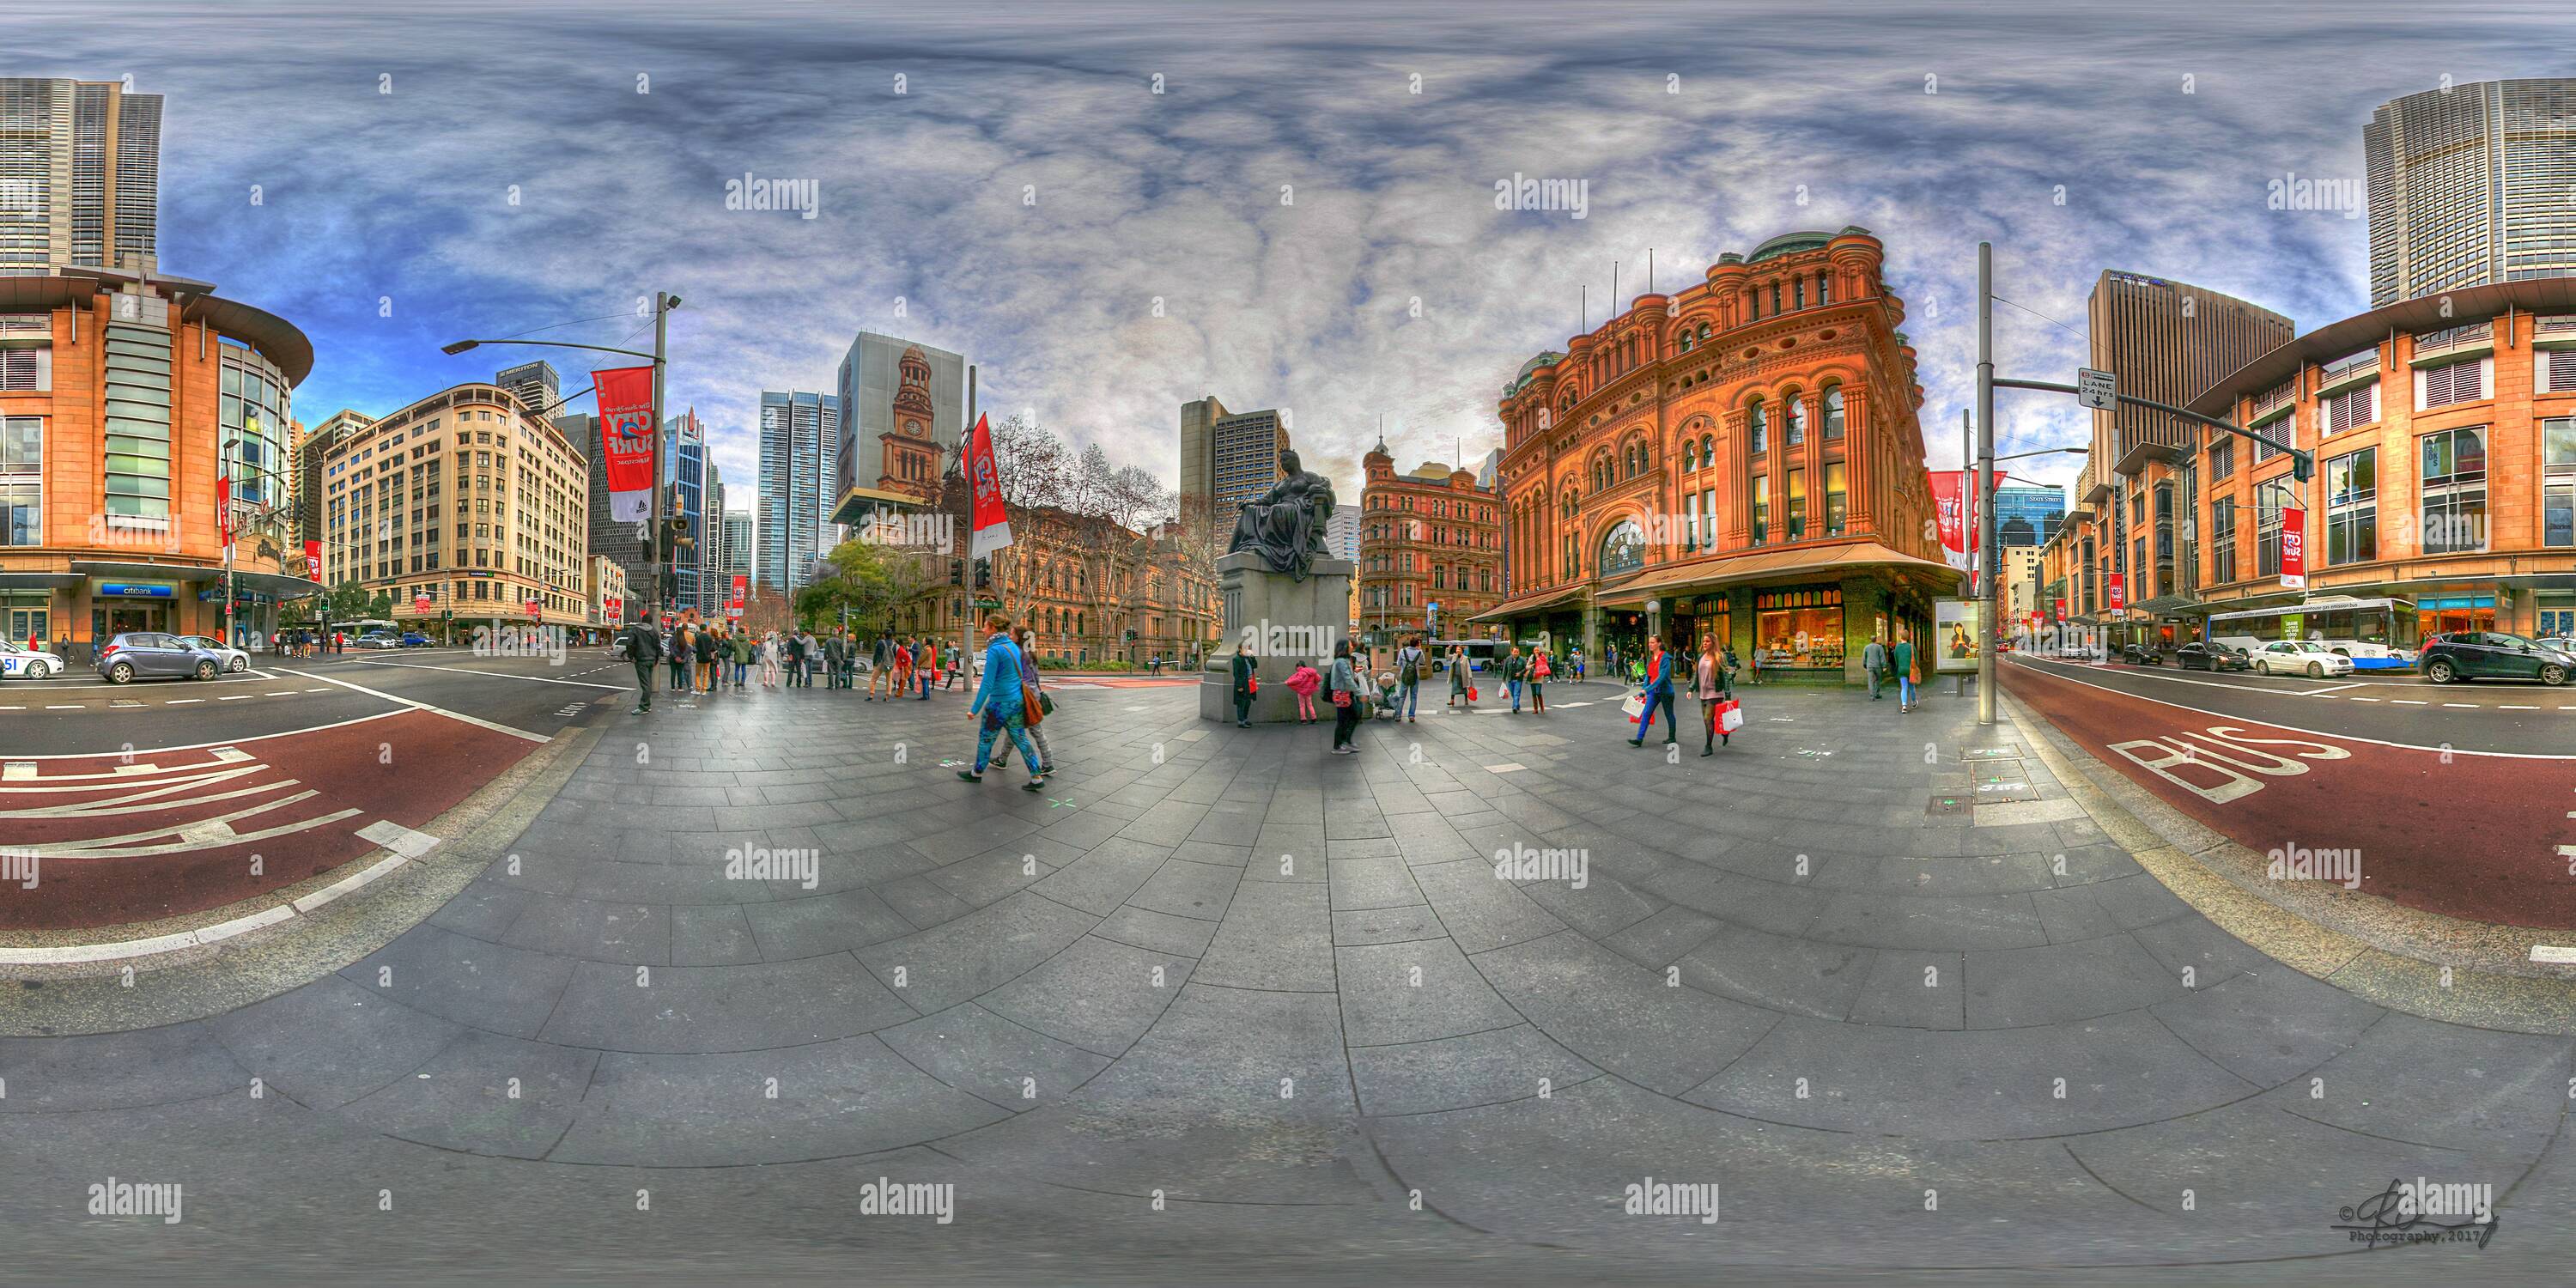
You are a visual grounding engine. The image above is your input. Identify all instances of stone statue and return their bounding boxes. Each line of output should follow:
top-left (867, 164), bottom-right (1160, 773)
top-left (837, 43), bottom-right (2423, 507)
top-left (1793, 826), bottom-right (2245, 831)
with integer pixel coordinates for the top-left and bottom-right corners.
top-left (1226, 449), bottom-right (1336, 581)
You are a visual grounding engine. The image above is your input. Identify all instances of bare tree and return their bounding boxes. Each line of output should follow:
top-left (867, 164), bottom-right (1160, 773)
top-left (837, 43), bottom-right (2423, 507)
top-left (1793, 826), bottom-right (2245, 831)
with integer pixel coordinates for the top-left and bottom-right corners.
top-left (988, 412), bottom-right (1068, 510)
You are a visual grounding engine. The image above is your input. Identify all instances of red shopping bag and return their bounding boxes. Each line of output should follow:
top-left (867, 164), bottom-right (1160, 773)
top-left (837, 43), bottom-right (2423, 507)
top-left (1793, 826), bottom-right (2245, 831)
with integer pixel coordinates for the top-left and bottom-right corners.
top-left (1716, 700), bottom-right (1745, 733)
top-left (1468, 685), bottom-right (1479, 701)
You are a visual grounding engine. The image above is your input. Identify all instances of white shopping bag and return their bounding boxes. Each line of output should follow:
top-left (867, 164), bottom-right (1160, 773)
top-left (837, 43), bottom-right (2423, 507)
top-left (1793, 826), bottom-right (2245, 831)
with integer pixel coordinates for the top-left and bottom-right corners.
top-left (1620, 692), bottom-right (1647, 723)
top-left (1720, 702), bottom-right (1746, 733)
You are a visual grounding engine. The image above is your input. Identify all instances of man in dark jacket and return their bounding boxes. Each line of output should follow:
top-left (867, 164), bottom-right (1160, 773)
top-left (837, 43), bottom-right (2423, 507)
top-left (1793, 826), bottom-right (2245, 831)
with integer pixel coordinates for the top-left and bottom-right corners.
top-left (620, 618), bottom-right (663, 714)
top-left (1230, 648), bottom-right (1257, 727)
top-left (823, 633), bottom-right (847, 690)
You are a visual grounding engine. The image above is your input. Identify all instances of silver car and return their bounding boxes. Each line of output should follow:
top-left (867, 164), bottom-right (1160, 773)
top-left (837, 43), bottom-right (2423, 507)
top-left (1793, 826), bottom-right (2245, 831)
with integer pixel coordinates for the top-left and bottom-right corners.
top-left (94, 632), bottom-right (224, 683)
top-left (177, 634), bottom-right (252, 673)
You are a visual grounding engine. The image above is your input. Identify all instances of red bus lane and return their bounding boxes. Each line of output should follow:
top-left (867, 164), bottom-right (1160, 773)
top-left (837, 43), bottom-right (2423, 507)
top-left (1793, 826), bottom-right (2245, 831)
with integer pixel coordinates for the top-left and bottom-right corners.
top-left (2004, 663), bottom-right (2576, 929)
top-left (0, 710), bottom-right (540, 930)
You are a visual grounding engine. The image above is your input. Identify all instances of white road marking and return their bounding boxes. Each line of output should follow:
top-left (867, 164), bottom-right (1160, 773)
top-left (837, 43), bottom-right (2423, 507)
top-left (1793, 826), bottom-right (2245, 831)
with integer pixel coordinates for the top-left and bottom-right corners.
top-left (2008, 658), bottom-right (2576, 760)
top-left (1486, 762), bottom-right (1527, 773)
top-left (341, 658), bottom-right (623, 690)
top-left (2349, 696), bottom-right (2380, 702)
top-left (218, 695), bottom-right (254, 701)
top-left (2306, 683), bottom-right (2364, 695)
top-left (2503, 704), bottom-right (2541, 710)
top-left (166, 698), bottom-right (204, 705)
top-left (277, 667), bottom-right (550, 743)
top-left (264, 691), bottom-right (295, 697)
top-left (2443, 702), bottom-right (2478, 708)
top-left (2533, 945), bottom-right (2576, 964)
top-left (2392, 699), bottom-right (2427, 706)
top-left (356, 817), bottom-right (441, 859)
top-left (45, 704), bottom-right (83, 710)
top-left (0, 708), bottom-right (409, 760)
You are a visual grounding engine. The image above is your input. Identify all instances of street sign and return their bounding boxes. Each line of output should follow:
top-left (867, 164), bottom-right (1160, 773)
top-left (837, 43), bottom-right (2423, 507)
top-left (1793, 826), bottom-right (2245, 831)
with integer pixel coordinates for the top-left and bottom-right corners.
top-left (2076, 368), bottom-right (2116, 410)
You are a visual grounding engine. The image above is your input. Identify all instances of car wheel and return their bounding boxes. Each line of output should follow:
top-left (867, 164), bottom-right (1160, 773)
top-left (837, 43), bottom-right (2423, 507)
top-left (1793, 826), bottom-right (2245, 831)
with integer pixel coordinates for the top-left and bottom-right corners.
top-left (2426, 659), bottom-right (2455, 683)
top-left (194, 660), bottom-right (219, 681)
top-left (107, 662), bottom-right (134, 684)
top-left (2544, 664), bottom-right (2570, 687)
top-left (2307, 662), bottom-right (2324, 678)
top-left (228, 656), bottom-right (247, 672)
top-left (26, 660), bottom-right (49, 679)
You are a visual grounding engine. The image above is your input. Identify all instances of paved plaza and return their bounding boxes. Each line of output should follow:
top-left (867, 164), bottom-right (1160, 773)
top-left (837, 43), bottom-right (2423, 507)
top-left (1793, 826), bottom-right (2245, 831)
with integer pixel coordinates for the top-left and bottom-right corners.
top-left (2, 672), bottom-right (2567, 1281)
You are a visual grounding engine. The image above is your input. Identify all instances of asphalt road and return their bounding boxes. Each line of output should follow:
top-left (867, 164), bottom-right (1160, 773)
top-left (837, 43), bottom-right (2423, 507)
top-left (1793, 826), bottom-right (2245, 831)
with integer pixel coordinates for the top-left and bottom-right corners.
top-left (2005, 652), bottom-right (2576, 756)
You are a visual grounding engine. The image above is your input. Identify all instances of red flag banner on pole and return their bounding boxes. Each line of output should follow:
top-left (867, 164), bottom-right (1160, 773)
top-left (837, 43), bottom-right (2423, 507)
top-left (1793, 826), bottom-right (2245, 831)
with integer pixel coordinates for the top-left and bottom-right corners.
top-left (1929, 471), bottom-right (1976, 574)
top-left (964, 412), bottom-right (1013, 558)
top-left (216, 475), bottom-right (233, 546)
top-left (594, 365), bottom-right (658, 524)
top-left (304, 540), bottom-right (323, 582)
top-left (2279, 508), bottom-right (2307, 590)
top-left (2107, 574), bottom-right (2126, 612)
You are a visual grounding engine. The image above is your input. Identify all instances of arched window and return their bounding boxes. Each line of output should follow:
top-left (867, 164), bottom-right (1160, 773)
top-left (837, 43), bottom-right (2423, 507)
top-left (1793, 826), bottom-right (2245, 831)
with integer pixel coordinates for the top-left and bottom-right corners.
top-left (1598, 519), bottom-right (1646, 577)
top-left (1696, 322), bottom-right (1710, 342)
top-left (1823, 384), bottom-right (1845, 439)
top-left (1788, 395), bottom-right (1807, 447)
top-left (1683, 441), bottom-right (1698, 471)
top-left (1700, 433), bottom-right (1715, 464)
top-left (1676, 328), bottom-right (1694, 354)
top-left (1749, 399), bottom-right (1769, 454)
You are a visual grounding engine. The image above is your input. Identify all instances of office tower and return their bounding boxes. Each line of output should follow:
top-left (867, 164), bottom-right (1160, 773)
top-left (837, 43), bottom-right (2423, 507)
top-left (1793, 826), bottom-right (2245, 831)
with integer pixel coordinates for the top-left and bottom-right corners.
top-left (1991, 484), bottom-right (2067, 546)
top-left (1179, 395), bottom-right (1290, 556)
top-left (2366, 78), bottom-right (2576, 306)
top-left (756, 390), bottom-right (840, 593)
top-left (669, 410), bottom-right (705, 615)
top-left (1325, 502), bottom-right (1362, 563)
top-left (495, 361), bottom-right (562, 416)
top-left (0, 77), bottom-right (162, 276)
top-left (835, 332), bottom-right (968, 506)
top-left (720, 509), bottom-right (753, 582)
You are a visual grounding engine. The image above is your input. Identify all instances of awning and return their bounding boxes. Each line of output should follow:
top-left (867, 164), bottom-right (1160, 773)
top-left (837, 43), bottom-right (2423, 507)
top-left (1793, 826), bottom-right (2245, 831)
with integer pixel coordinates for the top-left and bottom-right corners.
top-left (1593, 540), bottom-right (1963, 608)
top-left (70, 561), bottom-right (222, 584)
top-left (1467, 584), bottom-right (1587, 623)
top-left (223, 569), bottom-right (329, 598)
top-left (2129, 593), bottom-right (2202, 616)
top-left (0, 572), bottom-right (82, 590)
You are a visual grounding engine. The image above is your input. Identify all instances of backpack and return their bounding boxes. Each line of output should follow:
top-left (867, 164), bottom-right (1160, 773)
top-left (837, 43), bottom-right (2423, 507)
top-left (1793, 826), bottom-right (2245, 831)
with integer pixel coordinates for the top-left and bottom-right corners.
top-left (1399, 647), bottom-right (1420, 684)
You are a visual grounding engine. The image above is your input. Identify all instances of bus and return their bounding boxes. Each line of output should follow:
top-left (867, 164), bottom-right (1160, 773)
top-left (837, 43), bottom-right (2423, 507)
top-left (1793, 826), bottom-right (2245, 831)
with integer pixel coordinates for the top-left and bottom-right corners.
top-left (2204, 596), bottom-right (2417, 670)
top-left (1428, 638), bottom-right (1502, 674)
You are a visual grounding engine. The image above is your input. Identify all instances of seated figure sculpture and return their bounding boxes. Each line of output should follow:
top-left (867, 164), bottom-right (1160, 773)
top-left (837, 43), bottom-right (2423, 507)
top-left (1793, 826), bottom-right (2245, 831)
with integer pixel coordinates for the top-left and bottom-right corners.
top-left (1225, 449), bottom-right (1336, 581)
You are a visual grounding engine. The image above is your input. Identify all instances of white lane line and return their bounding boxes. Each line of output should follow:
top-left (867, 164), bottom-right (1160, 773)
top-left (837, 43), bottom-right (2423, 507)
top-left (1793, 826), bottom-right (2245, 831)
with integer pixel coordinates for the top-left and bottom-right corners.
top-left (0, 708), bottom-right (408, 760)
top-left (341, 658), bottom-right (623, 690)
top-left (2443, 702), bottom-right (2479, 708)
top-left (305, 688), bottom-right (329, 693)
top-left (45, 704), bottom-right (83, 710)
top-left (264, 691), bottom-right (295, 697)
top-left (2503, 705), bottom-right (2541, 711)
top-left (275, 667), bottom-right (550, 743)
top-left (166, 698), bottom-right (204, 705)
top-left (2349, 696), bottom-right (2380, 702)
top-left (2307, 683), bottom-right (2365, 695)
top-left (218, 695), bottom-right (254, 702)
top-left (2392, 699), bottom-right (2427, 706)
top-left (2007, 659), bottom-right (2575, 760)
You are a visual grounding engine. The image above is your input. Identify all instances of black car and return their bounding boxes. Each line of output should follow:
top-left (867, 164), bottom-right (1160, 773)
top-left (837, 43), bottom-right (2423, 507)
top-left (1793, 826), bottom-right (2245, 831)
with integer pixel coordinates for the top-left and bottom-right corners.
top-left (2174, 641), bottom-right (2250, 672)
top-left (2420, 631), bottom-right (2574, 685)
top-left (2119, 643), bottom-right (2163, 665)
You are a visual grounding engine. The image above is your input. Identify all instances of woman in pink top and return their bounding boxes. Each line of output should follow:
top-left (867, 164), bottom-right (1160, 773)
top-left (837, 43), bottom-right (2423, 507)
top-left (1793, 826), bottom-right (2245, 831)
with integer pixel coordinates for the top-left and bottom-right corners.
top-left (1285, 659), bottom-right (1322, 724)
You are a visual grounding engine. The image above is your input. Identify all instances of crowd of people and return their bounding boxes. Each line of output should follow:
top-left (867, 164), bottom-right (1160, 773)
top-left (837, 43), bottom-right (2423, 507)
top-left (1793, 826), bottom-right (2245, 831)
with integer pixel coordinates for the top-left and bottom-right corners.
top-left (613, 616), bottom-right (993, 713)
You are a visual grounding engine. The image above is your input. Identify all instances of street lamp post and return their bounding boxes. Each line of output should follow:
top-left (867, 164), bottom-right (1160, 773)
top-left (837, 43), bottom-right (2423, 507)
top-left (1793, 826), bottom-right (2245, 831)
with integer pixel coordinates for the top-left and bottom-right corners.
top-left (441, 294), bottom-right (680, 629)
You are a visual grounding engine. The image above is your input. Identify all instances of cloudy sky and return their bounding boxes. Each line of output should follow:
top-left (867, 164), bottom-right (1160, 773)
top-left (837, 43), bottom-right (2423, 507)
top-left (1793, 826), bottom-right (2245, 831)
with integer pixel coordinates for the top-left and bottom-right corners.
top-left (16, 0), bottom-right (2563, 504)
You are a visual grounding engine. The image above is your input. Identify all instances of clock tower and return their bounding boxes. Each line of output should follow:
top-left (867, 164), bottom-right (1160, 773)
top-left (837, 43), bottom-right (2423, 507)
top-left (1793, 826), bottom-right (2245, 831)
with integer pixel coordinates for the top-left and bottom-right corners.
top-left (878, 344), bottom-right (942, 502)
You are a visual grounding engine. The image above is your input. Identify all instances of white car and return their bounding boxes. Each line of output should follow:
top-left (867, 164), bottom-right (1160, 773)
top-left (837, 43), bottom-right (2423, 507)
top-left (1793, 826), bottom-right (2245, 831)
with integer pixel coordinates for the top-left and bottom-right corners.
top-left (0, 637), bottom-right (64, 679)
top-left (176, 635), bottom-right (252, 673)
top-left (2249, 640), bottom-right (2354, 678)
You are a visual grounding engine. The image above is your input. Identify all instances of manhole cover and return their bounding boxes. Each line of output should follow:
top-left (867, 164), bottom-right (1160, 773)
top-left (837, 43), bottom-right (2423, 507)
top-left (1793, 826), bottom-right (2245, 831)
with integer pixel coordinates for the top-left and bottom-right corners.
top-left (1926, 794), bottom-right (1971, 817)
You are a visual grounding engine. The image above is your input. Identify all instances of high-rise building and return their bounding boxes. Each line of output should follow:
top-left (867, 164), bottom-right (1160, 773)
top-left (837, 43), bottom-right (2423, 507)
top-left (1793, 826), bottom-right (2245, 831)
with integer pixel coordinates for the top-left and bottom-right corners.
top-left (835, 333), bottom-right (967, 508)
top-left (756, 390), bottom-right (840, 593)
top-left (0, 77), bottom-right (162, 276)
top-left (295, 410), bottom-right (375, 545)
top-left (720, 509), bottom-right (753, 583)
top-left (2077, 270), bottom-right (2292, 635)
top-left (1325, 502), bottom-right (1363, 563)
top-left (2366, 79), bottom-right (2576, 307)
top-left (670, 410), bottom-right (706, 615)
top-left (1179, 396), bottom-right (1291, 558)
top-left (1991, 484), bottom-right (2067, 547)
top-left (495, 360), bottom-right (561, 416)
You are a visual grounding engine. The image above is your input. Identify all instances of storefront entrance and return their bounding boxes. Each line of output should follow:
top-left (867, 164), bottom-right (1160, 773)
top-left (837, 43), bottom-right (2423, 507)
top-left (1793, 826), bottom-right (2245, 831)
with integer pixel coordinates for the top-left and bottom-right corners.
top-left (2416, 594), bottom-right (2495, 640)
top-left (3, 597), bottom-right (51, 647)
top-left (97, 602), bottom-right (173, 639)
top-left (1752, 586), bottom-right (1846, 680)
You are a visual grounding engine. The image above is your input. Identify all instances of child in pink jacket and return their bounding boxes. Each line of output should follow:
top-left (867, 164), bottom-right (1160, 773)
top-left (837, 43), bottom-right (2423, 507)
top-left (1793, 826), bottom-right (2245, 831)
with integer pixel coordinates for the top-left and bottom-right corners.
top-left (1285, 660), bottom-right (1322, 724)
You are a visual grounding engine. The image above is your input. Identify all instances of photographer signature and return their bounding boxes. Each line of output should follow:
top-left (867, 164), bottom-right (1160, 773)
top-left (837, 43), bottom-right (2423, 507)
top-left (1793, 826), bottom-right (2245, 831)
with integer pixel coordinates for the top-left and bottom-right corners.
top-left (2331, 1180), bottom-right (2498, 1249)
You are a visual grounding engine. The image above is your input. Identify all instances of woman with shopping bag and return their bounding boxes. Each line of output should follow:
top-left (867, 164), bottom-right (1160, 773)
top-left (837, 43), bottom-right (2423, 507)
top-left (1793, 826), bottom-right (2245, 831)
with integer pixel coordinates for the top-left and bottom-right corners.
top-left (1693, 634), bottom-right (1729, 756)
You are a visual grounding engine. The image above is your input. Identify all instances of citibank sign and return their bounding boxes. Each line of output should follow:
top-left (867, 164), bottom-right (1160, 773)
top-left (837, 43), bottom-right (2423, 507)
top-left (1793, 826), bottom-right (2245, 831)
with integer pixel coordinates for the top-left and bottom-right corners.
top-left (97, 582), bottom-right (175, 598)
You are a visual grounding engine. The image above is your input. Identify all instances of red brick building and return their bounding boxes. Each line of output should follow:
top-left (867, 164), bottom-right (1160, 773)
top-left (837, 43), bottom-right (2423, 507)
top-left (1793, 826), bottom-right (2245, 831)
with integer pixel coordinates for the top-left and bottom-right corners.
top-left (1357, 440), bottom-right (1502, 646)
top-left (1477, 228), bottom-right (1951, 682)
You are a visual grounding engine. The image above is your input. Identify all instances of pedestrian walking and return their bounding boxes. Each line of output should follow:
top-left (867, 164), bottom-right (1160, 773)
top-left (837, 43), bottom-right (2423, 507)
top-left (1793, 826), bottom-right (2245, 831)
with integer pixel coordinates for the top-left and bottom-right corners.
top-left (730, 628), bottom-right (752, 689)
top-left (1893, 630), bottom-right (1917, 713)
top-left (619, 617), bottom-right (662, 714)
top-left (914, 636), bottom-right (937, 699)
top-left (1528, 644), bottom-right (1550, 714)
top-left (759, 632), bottom-right (781, 688)
top-left (839, 630), bottom-right (860, 689)
top-left (1285, 658), bottom-right (1321, 723)
top-left (1230, 646), bottom-right (1257, 727)
top-left (1394, 635), bottom-right (1425, 722)
top-left (1327, 638), bottom-right (1363, 752)
top-left (1446, 643), bottom-right (1472, 710)
top-left (1572, 645), bottom-right (1584, 681)
top-left (1863, 634), bottom-right (1889, 701)
top-left (695, 625), bottom-right (719, 693)
top-left (1693, 634), bottom-right (1735, 756)
top-left (665, 623), bottom-right (689, 692)
top-left (868, 633), bottom-right (893, 700)
top-left (957, 611), bottom-right (1047, 791)
top-left (1627, 635), bottom-right (1676, 747)
top-left (992, 627), bottom-right (1056, 775)
top-left (1502, 645), bottom-right (1528, 713)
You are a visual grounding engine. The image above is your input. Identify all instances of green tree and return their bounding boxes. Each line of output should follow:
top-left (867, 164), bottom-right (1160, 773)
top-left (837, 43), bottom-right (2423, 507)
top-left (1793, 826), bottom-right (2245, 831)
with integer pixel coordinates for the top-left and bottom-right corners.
top-left (367, 590), bottom-right (393, 621)
top-left (325, 579), bottom-right (371, 621)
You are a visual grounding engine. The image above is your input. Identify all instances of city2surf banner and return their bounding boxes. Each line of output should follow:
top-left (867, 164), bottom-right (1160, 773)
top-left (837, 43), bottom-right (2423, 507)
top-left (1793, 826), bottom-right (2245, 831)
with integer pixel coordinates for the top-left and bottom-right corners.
top-left (594, 365), bottom-right (658, 524)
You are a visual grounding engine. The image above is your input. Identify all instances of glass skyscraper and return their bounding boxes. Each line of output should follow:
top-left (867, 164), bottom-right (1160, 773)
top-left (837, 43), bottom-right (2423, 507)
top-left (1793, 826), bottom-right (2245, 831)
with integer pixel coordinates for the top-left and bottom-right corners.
top-left (2367, 78), bottom-right (2576, 306)
top-left (1992, 484), bottom-right (2066, 547)
top-left (0, 77), bottom-right (161, 276)
top-left (756, 391), bottom-right (839, 593)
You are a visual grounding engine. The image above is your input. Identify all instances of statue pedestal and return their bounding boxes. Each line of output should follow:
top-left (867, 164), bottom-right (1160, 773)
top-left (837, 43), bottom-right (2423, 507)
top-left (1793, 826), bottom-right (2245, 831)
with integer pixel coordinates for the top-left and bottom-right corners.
top-left (1200, 551), bottom-right (1355, 724)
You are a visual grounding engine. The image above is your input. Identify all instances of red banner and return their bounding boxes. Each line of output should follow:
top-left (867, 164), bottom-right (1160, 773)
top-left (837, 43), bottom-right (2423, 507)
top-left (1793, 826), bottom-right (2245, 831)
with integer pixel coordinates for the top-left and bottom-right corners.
top-left (413, 593), bottom-right (431, 615)
top-left (963, 413), bottom-right (1013, 558)
top-left (304, 540), bottom-right (323, 582)
top-left (604, 596), bottom-right (622, 623)
top-left (216, 475), bottom-right (233, 546)
top-left (2052, 597), bottom-right (2067, 622)
top-left (1929, 471), bottom-right (1977, 574)
top-left (727, 573), bottom-right (747, 619)
top-left (525, 598), bottom-right (544, 621)
top-left (2279, 507), bottom-right (2307, 589)
top-left (594, 365), bottom-right (658, 525)
top-left (2107, 574), bottom-right (2126, 612)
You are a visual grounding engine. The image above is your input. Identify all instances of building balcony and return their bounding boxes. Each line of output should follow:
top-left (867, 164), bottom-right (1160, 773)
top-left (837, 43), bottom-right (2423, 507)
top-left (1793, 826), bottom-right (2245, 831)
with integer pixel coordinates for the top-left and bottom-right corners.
top-left (2410, 319), bottom-right (2494, 366)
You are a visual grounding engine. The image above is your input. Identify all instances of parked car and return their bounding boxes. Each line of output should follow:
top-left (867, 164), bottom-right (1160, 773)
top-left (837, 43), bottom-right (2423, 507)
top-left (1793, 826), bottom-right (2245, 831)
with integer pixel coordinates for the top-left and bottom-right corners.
top-left (94, 633), bottom-right (224, 683)
top-left (0, 636), bottom-right (64, 680)
top-left (400, 631), bottom-right (433, 647)
top-left (355, 630), bottom-right (404, 650)
top-left (2247, 640), bottom-right (2355, 678)
top-left (2119, 643), bottom-right (2163, 665)
top-left (2174, 641), bottom-right (2251, 672)
top-left (2420, 631), bottom-right (2574, 686)
top-left (175, 634), bottom-right (252, 673)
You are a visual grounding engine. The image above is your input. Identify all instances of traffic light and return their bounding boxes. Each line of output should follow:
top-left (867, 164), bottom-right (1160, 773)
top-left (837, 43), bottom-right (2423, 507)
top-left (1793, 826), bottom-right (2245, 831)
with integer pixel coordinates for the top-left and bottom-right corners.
top-left (2291, 452), bottom-right (2313, 484)
top-left (973, 557), bottom-right (992, 592)
top-left (950, 559), bottom-right (965, 586)
top-left (664, 515), bottom-right (693, 552)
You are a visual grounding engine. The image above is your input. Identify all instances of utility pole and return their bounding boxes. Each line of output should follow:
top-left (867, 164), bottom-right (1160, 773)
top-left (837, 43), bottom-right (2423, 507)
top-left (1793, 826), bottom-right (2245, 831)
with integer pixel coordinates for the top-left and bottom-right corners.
top-left (1975, 243), bottom-right (1998, 726)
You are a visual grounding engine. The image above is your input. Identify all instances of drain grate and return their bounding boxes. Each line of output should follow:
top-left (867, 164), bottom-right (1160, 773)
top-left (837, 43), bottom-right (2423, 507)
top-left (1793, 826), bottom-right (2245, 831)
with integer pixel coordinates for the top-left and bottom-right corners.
top-left (1926, 793), bottom-right (1971, 817)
